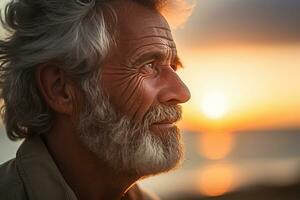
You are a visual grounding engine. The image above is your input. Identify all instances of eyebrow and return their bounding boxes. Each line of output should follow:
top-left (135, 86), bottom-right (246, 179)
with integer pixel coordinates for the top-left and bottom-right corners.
top-left (132, 51), bottom-right (184, 69)
top-left (174, 55), bottom-right (184, 69)
top-left (132, 51), bottom-right (163, 65)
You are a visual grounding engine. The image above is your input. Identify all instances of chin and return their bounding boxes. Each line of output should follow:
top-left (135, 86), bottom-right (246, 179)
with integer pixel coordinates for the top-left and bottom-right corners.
top-left (136, 150), bottom-right (184, 177)
top-left (131, 127), bottom-right (184, 177)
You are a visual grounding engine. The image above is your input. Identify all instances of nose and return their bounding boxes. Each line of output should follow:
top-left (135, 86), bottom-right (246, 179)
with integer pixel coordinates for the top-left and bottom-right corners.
top-left (157, 70), bottom-right (191, 105)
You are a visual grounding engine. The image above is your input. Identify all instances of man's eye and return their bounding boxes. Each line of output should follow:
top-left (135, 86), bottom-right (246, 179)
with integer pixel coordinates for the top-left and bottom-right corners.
top-left (144, 63), bottom-right (154, 69)
top-left (139, 62), bottom-right (157, 75)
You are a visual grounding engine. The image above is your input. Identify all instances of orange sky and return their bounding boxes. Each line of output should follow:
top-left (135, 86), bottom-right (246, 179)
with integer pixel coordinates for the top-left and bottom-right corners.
top-left (176, 44), bottom-right (300, 132)
top-left (170, 0), bottom-right (300, 132)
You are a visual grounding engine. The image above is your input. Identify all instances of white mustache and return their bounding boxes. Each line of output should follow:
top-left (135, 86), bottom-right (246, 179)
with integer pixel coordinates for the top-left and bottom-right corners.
top-left (142, 104), bottom-right (182, 125)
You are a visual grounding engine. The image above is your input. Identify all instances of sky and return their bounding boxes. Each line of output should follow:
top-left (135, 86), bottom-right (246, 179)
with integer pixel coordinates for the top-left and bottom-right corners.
top-left (172, 0), bottom-right (300, 132)
top-left (175, 0), bottom-right (300, 46)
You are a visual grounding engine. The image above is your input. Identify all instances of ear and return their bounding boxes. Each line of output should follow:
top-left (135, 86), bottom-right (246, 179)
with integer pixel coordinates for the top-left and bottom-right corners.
top-left (35, 64), bottom-right (76, 115)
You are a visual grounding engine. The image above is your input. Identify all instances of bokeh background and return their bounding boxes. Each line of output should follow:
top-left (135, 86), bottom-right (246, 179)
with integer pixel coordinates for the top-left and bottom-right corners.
top-left (1, 0), bottom-right (300, 199)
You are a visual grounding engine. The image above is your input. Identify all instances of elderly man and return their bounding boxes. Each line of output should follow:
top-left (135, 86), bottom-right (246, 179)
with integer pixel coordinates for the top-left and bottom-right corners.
top-left (0, 0), bottom-right (191, 199)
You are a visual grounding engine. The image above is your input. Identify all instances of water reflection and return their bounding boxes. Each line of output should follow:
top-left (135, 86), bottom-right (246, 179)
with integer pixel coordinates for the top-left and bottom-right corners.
top-left (196, 132), bottom-right (238, 197)
top-left (197, 163), bottom-right (239, 197)
top-left (198, 132), bottom-right (235, 160)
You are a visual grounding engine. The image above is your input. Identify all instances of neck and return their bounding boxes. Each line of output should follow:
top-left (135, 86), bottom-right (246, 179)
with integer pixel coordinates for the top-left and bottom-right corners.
top-left (43, 115), bottom-right (140, 200)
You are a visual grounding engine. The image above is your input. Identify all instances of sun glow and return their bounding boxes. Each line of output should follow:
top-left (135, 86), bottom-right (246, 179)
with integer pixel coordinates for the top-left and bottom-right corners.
top-left (197, 164), bottom-right (238, 197)
top-left (201, 92), bottom-right (229, 119)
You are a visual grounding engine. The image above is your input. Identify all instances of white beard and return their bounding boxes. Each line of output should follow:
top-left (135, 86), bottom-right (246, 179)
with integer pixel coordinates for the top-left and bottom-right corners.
top-left (77, 91), bottom-right (183, 176)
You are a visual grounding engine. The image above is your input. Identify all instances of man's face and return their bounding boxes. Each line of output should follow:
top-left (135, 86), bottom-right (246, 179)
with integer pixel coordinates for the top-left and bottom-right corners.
top-left (101, 1), bottom-right (190, 123)
top-left (77, 1), bottom-right (190, 176)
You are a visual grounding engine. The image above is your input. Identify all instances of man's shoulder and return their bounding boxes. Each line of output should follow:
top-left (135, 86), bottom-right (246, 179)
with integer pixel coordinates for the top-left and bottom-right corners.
top-left (0, 158), bottom-right (20, 188)
top-left (0, 159), bottom-right (27, 200)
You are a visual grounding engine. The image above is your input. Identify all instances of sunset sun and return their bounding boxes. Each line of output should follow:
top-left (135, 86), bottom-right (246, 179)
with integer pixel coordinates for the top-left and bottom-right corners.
top-left (201, 92), bottom-right (229, 119)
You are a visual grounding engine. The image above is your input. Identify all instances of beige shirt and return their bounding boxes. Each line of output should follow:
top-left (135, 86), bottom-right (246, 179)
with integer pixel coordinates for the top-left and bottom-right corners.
top-left (0, 136), bottom-right (158, 200)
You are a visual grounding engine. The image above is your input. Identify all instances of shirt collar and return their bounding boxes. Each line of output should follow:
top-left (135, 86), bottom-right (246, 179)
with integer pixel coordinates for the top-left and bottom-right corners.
top-left (16, 135), bottom-right (77, 200)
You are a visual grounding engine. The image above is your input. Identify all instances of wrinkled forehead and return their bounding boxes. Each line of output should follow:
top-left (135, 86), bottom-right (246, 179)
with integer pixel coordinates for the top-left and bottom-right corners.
top-left (111, 0), bottom-right (173, 41)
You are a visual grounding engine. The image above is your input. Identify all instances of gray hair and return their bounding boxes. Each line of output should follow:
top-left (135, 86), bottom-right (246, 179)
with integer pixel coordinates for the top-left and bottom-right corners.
top-left (0, 0), bottom-right (191, 140)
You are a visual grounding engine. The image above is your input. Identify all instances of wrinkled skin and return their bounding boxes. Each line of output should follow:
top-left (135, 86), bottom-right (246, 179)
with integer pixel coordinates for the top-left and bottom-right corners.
top-left (101, 1), bottom-right (191, 122)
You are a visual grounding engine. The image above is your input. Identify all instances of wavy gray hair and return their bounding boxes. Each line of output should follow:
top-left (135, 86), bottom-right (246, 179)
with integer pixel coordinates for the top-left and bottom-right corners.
top-left (0, 0), bottom-right (193, 140)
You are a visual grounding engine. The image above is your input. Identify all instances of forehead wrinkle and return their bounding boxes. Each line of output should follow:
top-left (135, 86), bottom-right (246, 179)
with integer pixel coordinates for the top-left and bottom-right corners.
top-left (123, 35), bottom-right (174, 43)
top-left (167, 47), bottom-right (173, 61)
top-left (118, 12), bottom-right (171, 34)
top-left (124, 35), bottom-right (176, 50)
top-left (121, 26), bottom-right (173, 42)
top-left (128, 43), bottom-right (176, 64)
top-left (118, 31), bottom-right (176, 65)
top-left (151, 26), bottom-right (172, 31)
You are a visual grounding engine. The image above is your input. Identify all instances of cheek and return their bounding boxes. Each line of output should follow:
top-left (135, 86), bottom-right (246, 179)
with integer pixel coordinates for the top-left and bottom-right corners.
top-left (101, 68), bottom-right (159, 120)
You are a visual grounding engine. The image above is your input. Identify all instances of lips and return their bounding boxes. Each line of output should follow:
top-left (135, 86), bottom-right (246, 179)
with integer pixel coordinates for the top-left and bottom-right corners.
top-left (151, 119), bottom-right (177, 130)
